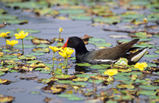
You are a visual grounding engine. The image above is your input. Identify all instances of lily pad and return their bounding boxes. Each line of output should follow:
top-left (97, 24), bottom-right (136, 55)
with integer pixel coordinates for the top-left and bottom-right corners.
top-left (76, 63), bottom-right (91, 66)
top-left (0, 14), bottom-right (17, 20)
top-left (14, 44), bottom-right (35, 48)
top-left (144, 55), bottom-right (158, 58)
top-left (57, 80), bottom-right (73, 84)
top-left (16, 28), bottom-right (40, 34)
top-left (71, 82), bottom-right (87, 86)
top-left (90, 65), bottom-right (107, 69)
top-left (154, 50), bottom-right (159, 54)
top-left (59, 9), bottom-right (85, 15)
top-left (5, 1), bottom-right (47, 9)
top-left (0, 19), bottom-right (28, 24)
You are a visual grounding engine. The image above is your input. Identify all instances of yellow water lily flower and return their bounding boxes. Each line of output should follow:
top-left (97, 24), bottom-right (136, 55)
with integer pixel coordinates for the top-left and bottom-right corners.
top-left (134, 62), bottom-right (148, 71)
top-left (6, 40), bottom-right (19, 46)
top-left (59, 51), bottom-right (67, 58)
top-left (15, 31), bottom-right (28, 39)
top-left (104, 69), bottom-right (118, 76)
top-left (49, 46), bottom-right (59, 53)
top-left (0, 32), bottom-right (10, 38)
top-left (59, 47), bottom-right (74, 58)
top-left (143, 18), bottom-right (147, 23)
top-left (59, 27), bottom-right (63, 32)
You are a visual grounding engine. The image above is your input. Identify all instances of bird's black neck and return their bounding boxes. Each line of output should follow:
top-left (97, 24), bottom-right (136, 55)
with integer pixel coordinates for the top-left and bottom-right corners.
top-left (75, 45), bottom-right (88, 55)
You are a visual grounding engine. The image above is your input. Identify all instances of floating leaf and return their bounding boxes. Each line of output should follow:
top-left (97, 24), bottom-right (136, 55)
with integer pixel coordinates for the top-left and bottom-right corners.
top-left (16, 28), bottom-right (40, 34)
top-left (89, 38), bottom-right (106, 43)
top-left (71, 82), bottom-right (87, 86)
top-left (57, 80), bottom-right (73, 84)
top-left (59, 9), bottom-right (85, 15)
top-left (0, 95), bottom-right (14, 103)
top-left (88, 80), bottom-right (103, 84)
top-left (23, 36), bottom-right (36, 40)
top-left (76, 63), bottom-right (91, 66)
top-left (69, 14), bottom-right (92, 21)
top-left (14, 44), bottom-right (35, 48)
top-left (139, 90), bottom-right (157, 96)
top-left (32, 48), bottom-right (50, 53)
top-left (0, 71), bottom-right (5, 76)
top-left (144, 55), bottom-right (158, 58)
top-left (147, 63), bottom-right (157, 67)
top-left (30, 91), bottom-right (40, 94)
top-left (5, 1), bottom-right (47, 9)
top-left (154, 50), bottom-right (159, 54)
top-left (90, 65), bottom-right (107, 69)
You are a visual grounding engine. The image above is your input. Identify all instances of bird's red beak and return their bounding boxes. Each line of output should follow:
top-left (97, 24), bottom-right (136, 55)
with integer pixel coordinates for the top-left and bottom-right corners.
top-left (62, 38), bottom-right (69, 48)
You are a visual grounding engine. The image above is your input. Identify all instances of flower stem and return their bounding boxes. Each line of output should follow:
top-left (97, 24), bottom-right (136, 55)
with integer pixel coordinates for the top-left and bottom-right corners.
top-left (22, 39), bottom-right (24, 55)
top-left (58, 32), bottom-right (61, 41)
top-left (52, 52), bottom-right (55, 70)
top-left (5, 38), bottom-right (7, 49)
top-left (65, 57), bottom-right (68, 69)
top-left (12, 46), bottom-right (13, 54)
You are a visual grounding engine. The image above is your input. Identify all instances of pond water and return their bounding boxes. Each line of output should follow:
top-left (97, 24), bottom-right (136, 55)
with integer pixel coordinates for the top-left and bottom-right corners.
top-left (0, 1), bottom-right (159, 103)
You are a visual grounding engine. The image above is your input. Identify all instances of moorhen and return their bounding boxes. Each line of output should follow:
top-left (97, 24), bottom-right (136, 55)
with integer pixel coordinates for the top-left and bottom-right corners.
top-left (62, 36), bottom-right (147, 64)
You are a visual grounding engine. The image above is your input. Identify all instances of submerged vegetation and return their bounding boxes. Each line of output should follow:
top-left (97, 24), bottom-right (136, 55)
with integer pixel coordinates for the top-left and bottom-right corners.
top-left (0, 0), bottom-right (159, 103)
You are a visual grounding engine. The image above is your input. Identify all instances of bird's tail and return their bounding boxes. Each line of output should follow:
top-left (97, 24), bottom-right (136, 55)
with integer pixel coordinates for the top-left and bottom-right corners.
top-left (127, 47), bottom-right (148, 64)
top-left (119, 39), bottom-right (140, 52)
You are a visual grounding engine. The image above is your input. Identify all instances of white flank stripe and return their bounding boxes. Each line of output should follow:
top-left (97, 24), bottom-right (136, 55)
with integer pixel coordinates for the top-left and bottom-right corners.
top-left (91, 59), bottom-right (116, 62)
top-left (131, 48), bottom-right (148, 62)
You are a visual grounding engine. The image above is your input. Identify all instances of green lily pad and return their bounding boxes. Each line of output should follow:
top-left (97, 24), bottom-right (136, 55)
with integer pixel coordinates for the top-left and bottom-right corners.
top-left (71, 82), bottom-right (87, 86)
top-left (9, 69), bottom-right (18, 73)
top-left (0, 71), bottom-right (5, 76)
top-left (0, 19), bottom-right (28, 24)
top-left (32, 48), bottom-right (50, 53)
top-left (57, 80), bottom-right (73, 84)
top-left (76, 73), bottom-right (97, 78)
top-left (93, 17), bottom-right (120, 24)
top-left (68, 96), bottom-right (84, 101)
top-left (34, 8), bottom-right (59, 16)
top-left (5, 1), bottom-right (47, 9)
top-left (0, 9), bottom-right (7, 14)
top-left (94, 43), bottom-right (112, 47)
top-left (56, 43), bottom-right (64, 47)
top-left (139, 85), bottom-right (159, 90)
top-left (36, 44), bottom-right (49, 48)
top-left (59, 9), bottom-right (85, 15)
top-left (139, 90), bottom-right (157, 96)
top-left (154, 50), bottom-right (159, 54)
top-left (89, 38), bottom-right (106, 43)
top-left (55, 74), bottom-right (75, 80)
top-left (40, 70), bottom-right (51, 74)
top-left (147, 63), bottom-right (157, 67)
top-left (88, 80), bottom-right (103, 84)
top-left (23, 36), bottom-right (36, 40)
top-left (139, 38), bottom-right (153, 42)
top-left (29, 52), bottom-right (45, 56)
top-left (0, 14), bottom-right (17, 20)
top-left (69, 14), bottom-right (92, 21)
top-left (130, 0), bottom-right (150, 5)
top-left (154, 35), bottom-right (159, 38)
top-left (144, 55), bottom-right (158, 58)
top-left (14, 44), bottom-right (35, 48)
top-left (133, 44), bottom-right (155, 48)
top-left (15, 28), bottom-right (40, 34)
top-left (18, 55), bottom-right (36, 61)
top-left (76, 63), bottom-right (91, 66)
top-left (58, 94), bottom-right (75, 98)
top-left (30, 91), bottom-right (40, 94)
top-left (90, 65), bottom-right (107, 69)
